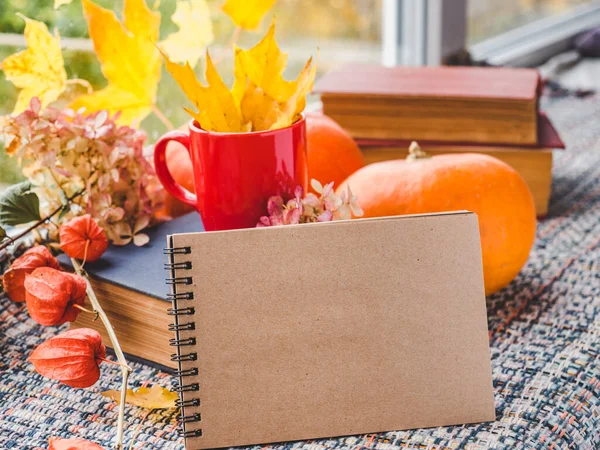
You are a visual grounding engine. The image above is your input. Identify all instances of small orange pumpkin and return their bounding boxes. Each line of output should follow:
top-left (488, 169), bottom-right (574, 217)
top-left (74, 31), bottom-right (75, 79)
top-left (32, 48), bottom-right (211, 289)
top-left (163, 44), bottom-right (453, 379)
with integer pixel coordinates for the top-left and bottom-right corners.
top-left (337, 142), bottom-right (537, 295)
top-left (154, 142), bottom-right (196, 220)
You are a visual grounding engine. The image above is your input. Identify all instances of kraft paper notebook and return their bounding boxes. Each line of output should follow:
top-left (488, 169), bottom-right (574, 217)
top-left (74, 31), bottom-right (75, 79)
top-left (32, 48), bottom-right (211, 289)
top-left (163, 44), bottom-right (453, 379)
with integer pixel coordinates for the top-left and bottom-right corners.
top-left (164, 212), bottom-right (495, 449)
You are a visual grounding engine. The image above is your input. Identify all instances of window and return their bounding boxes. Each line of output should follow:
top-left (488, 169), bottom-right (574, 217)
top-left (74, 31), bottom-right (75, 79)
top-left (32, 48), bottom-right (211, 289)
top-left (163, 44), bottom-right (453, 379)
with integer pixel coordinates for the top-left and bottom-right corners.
top-left (468, 0), bottom-right (594, 44)
top-left (381, 0), bottom-right (600, 67)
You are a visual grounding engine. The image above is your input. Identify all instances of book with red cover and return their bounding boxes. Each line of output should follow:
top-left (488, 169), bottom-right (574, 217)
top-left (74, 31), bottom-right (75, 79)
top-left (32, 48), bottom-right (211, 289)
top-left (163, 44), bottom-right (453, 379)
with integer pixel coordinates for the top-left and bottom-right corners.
top-left (314, 63), bottom-right (542, 145)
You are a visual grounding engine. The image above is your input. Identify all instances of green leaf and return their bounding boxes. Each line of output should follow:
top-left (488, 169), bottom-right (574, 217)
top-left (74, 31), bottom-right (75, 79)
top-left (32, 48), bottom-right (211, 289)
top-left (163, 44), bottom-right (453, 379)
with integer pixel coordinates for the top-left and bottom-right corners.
top-left (0, 181), bottom-right (41, 226)
top-left (59, 189), bottom-right (68, 206)
top-left (0, 225), bottom-right (6, 242)
top-left (57, 204), bottom-right (70, 222)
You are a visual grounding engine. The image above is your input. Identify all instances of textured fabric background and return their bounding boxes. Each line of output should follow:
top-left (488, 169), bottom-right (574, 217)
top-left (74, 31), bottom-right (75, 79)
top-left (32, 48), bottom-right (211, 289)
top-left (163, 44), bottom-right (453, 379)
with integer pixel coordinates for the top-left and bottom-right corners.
top-left (1, 93), bottom-right (599, 449)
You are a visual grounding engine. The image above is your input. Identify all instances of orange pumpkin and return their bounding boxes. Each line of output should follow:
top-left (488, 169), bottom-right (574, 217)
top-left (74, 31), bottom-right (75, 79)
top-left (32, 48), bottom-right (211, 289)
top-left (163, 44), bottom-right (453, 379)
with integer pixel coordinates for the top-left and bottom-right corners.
top-left (154, 141), bottom-right (196, 219)
top-left (338, 142), bottom-right (537, 295)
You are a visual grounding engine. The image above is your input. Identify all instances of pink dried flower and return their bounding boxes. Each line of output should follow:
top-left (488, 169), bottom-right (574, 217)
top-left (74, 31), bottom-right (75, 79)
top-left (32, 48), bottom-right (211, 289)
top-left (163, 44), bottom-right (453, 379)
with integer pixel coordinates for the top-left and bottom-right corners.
top-left (257, 195), bottom-right (300, 227)
top-left (337, 184), bottom-right (364, 220)
top-left (1, 97), bottom-right (162, 245)
top-left (311, 179), bottom-right (342, 211)
top-left (317, 210), bottom-right (333, 222)
top-left (256, 179), bottom-right (364, 227)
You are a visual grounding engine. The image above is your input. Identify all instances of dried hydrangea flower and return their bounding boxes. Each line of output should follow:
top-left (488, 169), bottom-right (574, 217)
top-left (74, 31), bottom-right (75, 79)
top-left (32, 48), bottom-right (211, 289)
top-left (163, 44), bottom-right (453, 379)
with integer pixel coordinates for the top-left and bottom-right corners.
top-left (311, 179), bottom-right (342, 212)
top-left (1, 97), bottom-right (163, 246)
top-left (337, 184), bottom-right (364, 220)
top-left (110, 215), bottom-right (151, 247)
top-left (257, 179), bottom-right (364, 227)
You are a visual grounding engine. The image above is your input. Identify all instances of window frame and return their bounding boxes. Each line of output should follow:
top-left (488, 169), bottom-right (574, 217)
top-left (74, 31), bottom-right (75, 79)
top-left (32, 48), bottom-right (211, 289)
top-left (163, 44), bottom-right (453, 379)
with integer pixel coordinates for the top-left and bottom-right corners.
top-left (381, 0), bottom-right (467, 67)
top-left (382, 0), bottom-right (600, 67)
top-left (470, 1), bottom-right (600, 67)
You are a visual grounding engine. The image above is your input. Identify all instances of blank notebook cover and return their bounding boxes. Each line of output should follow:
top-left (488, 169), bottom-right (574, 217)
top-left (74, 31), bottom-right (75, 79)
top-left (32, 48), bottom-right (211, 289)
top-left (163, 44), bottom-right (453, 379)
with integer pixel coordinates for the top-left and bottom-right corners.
top-left (165, 212), bottom-right (495, 449)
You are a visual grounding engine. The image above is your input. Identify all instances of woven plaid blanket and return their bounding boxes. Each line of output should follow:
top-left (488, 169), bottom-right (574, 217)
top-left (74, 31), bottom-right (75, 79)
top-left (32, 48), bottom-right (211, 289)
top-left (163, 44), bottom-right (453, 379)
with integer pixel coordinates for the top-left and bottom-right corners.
top-left (1, 94), bottom-right (599, 450)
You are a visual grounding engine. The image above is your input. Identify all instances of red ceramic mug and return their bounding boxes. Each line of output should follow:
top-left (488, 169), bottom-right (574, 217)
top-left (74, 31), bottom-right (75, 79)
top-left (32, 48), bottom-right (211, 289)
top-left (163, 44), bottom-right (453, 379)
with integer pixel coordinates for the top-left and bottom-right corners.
top-left (154, 117), bottom-right (307, 231)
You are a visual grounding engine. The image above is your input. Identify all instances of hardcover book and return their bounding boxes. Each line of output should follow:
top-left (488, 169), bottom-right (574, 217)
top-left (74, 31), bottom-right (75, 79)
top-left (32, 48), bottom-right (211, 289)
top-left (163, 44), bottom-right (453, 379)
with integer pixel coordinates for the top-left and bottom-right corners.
top-left (64, 213), bottom-right (203, 368)
top-left (314, 63), bottom-right (541, 145)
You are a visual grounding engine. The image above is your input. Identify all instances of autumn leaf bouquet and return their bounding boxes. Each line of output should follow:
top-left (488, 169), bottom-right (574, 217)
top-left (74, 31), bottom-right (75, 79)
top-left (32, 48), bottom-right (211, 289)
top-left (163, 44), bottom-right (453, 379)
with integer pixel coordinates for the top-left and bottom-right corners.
top-left (162, 19), bottom-right (316, 133)
top-left (0, 0), bottom-right (325, 247)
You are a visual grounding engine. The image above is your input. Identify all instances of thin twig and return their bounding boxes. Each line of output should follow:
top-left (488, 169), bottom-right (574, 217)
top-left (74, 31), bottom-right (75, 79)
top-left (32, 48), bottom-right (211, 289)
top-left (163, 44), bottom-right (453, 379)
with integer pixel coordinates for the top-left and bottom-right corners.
top-left (127, 409), bottom-right (154, 450)
top-left (0, 190), bottom-right (84, 252)
top-left (214, 26), bottom-right (241, 64)
top-left (151, 105), bottom-right (175, 130)
top-left (71, 257), bottom-right (132, 450)
top-left (73, 303), bottom-right (99, 320)
top-left (48, 168), bottom-right (70, 204)
top-left (66, 78), bottom-right (94, 94)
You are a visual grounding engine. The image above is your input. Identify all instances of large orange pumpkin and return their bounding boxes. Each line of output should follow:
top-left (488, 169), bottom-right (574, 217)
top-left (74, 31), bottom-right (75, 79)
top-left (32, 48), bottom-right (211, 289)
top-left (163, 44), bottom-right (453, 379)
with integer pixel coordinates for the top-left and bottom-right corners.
top-left (306, 113), bottom-right (365, 190)
top-left (338, 143), bottom-right (537, 295)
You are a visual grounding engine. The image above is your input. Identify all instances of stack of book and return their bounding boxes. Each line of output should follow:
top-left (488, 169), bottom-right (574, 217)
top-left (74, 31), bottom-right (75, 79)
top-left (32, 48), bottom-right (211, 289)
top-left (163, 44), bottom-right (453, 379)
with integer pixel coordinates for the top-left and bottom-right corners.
top-left (314, 64), bottom-right (564, 216)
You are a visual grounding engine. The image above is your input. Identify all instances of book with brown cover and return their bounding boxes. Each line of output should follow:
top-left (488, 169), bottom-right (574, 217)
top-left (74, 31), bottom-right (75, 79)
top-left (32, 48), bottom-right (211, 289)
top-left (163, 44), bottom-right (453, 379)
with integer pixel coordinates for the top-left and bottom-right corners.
top-left (314, 63), bottom-right (541, 145)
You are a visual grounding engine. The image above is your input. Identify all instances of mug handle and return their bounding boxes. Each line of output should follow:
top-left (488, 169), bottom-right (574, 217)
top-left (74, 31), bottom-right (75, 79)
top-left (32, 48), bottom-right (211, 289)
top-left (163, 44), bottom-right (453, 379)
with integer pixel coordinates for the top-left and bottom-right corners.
top-left (154, 131), bottom-right (197, 207)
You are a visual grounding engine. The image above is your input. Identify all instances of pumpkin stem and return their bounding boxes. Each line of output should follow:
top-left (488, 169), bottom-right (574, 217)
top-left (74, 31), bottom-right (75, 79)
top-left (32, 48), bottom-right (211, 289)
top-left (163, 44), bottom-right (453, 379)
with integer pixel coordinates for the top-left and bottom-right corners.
top-left (406, 141), bottom-right (431, 161)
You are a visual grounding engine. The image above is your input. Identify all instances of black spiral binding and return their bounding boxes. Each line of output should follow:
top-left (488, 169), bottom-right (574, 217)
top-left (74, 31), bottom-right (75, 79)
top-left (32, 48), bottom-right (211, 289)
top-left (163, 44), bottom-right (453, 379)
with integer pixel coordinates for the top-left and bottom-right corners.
top-left (164, 240), bottom-right (202, 439)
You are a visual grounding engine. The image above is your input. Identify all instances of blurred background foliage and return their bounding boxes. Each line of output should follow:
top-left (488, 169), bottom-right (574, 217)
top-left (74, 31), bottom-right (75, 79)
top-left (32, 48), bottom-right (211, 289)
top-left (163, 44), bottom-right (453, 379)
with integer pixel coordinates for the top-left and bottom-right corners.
top-left (0, 0), bottom-right (381, 186)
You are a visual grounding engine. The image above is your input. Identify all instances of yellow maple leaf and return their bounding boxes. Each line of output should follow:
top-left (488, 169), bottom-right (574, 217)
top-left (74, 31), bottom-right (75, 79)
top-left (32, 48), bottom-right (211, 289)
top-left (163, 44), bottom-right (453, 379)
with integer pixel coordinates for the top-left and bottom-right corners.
top-left (234, 21), bottom-right (316, 131)
top-left (162, 49), bottom-right (244, 132)
top-left (231, 47), bottom-right (247, 110)
top-left (164, 18), bottom-right (314, 132)
top-left (0, 15), bottom-right (67, 114)
top-left (203, 52), bottom-right (244, 131)
top-left (101, 385), bottom-right (177, 409)
top-left (238, 58), bottom-right (315, 131)
top-left (269, 56), bottom-right (316, 130)
top-left (159, 0), bottom-right (214, 68)
top-left (70, 0), bottom-right (161, 125)
top-left (240, 83), bottom-right (281, 131)
top-left (235, 20), bottom-right (296, 103)
top-left (222, 0), bottom-right (277, 30)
